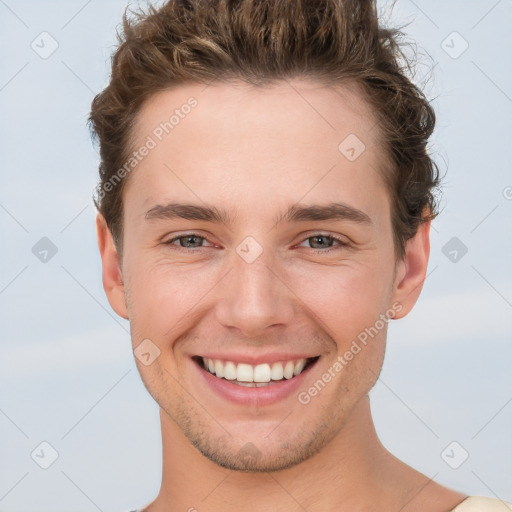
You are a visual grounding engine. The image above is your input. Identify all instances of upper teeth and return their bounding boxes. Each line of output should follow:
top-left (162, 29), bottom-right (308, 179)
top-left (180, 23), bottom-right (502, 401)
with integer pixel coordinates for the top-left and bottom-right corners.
top-left (202, 357), bottom-right (308, 382)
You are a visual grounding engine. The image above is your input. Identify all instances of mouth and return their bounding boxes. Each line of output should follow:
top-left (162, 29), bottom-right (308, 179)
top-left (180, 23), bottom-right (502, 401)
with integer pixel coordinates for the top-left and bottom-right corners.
top-left (192, 355), bottom-right (320, 388)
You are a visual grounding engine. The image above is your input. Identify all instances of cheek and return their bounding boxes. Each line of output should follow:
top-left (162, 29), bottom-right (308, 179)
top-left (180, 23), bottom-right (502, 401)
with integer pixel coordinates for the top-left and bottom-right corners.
top-left (287, 260), bottom-right (393, 344)
top-left (124, 256), bottom-right (223, 337)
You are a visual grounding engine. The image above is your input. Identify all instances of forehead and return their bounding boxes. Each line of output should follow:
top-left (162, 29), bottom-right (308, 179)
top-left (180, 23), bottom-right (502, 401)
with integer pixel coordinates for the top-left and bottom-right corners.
top-left (132, 78), bottom-right (380, 151)
top-left (125, 79), bottom-right (389, 223)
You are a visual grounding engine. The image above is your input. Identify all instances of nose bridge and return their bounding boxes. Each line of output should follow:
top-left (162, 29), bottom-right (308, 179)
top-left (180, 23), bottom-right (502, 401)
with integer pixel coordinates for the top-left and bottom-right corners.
top-left (214, 239), bottom-right (294, 337)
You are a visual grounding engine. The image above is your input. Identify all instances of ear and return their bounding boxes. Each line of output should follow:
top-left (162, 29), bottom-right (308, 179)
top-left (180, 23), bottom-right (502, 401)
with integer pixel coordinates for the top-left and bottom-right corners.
top-left (96, 213), bottom-right (129, 320)
top-left (389, 218), bottom-right (431, 320)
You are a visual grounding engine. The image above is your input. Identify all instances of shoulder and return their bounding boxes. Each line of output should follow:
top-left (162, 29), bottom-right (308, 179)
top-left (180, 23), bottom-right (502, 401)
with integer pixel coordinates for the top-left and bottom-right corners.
top-left (451, 496), bottom-right (512, 511)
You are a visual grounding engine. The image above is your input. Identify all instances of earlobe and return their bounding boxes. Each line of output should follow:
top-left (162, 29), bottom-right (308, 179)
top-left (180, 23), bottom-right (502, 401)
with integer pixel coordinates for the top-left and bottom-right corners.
top-left (390, 218), bottom-right (431, 320)
top-left (96, 213), bottom-right (129, 320)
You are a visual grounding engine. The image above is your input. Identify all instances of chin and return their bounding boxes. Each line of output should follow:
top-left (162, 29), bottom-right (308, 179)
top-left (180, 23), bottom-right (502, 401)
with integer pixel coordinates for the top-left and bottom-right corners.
top-left (185, 419), bottom-right (335, 473)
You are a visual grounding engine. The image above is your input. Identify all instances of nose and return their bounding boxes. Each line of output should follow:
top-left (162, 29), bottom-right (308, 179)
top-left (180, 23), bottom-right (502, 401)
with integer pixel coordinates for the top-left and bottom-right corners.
top-left (214, 248), bottom-right (295, 338)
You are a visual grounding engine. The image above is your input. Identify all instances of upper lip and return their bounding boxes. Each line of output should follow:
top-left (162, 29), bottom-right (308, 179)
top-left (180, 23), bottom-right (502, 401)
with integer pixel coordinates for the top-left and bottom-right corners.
top-left (195, 353), bottom-right (320, 365)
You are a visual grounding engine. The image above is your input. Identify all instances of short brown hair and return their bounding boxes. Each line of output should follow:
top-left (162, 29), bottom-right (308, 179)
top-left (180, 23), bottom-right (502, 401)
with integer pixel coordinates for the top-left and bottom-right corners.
top-left (89, 0), bottom-right (440, 261)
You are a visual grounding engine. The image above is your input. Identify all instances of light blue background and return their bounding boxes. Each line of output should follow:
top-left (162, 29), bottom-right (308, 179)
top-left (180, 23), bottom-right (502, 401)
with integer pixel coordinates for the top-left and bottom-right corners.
top-left (1, 0), bottom-right (511, 510)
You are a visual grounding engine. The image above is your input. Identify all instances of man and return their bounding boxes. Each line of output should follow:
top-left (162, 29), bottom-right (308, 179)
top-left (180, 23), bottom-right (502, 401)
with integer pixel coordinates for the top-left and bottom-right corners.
top-left (90, 0), bottom-right (510, 510)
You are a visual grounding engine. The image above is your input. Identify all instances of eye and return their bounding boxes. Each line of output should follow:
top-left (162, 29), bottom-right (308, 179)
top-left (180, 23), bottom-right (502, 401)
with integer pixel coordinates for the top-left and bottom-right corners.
top-left (299, 234), bottom-right (349, 252)
top-left (162, 232), bottom-right (349, 253)
top-left (164, 233), bottom-right (212, 250)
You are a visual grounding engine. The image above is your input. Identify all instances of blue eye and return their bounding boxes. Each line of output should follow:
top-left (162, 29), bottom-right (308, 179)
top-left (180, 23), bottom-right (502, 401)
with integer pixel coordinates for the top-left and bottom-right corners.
top-left (304, 235), bottom-right (334, 250)
top-left (163, 232), bottom-right (348, 253)
top-left (165, 234), bottom-right (209, 249)
top-left (300, 234), bottom-right (348, 252)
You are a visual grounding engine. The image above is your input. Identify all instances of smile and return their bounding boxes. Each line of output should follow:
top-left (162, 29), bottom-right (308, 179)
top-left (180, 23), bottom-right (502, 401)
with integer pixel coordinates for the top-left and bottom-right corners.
top-left (195, 356), bottom-right (319, 387)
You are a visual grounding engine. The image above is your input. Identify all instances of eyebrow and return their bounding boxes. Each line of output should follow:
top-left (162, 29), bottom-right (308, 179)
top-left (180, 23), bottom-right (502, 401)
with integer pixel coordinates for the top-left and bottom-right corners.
top-left (279, 202), bottom-right (372, 225)
top-left (145, 201), bottom-right (372, 226)
top-left (145, 203), bottom-right (235, 224)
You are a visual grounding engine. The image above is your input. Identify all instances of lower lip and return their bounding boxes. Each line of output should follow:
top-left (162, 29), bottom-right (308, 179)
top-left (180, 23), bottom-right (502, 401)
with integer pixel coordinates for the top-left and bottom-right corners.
top-left (194, 359), bottom-right (318, 406)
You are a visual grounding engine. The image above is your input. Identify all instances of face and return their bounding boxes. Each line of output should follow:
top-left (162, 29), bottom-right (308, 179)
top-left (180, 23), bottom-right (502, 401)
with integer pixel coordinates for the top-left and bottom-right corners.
top-left (97, 79), bottom-right (430, 472)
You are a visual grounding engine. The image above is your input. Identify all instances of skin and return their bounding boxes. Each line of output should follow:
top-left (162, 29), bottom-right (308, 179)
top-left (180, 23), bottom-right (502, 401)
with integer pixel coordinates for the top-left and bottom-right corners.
top-left (97, 79), bottom-right (468, 511)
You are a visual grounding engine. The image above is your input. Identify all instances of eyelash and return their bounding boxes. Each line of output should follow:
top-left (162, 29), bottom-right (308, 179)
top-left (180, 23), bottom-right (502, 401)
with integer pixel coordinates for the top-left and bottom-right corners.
top-left (163, 232), bottom-right (350, 253)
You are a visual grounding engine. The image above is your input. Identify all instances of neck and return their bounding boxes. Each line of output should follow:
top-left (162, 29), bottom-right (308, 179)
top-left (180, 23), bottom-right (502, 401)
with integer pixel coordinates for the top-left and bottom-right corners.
top-left (145, 396), bottom-right (438, 512)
